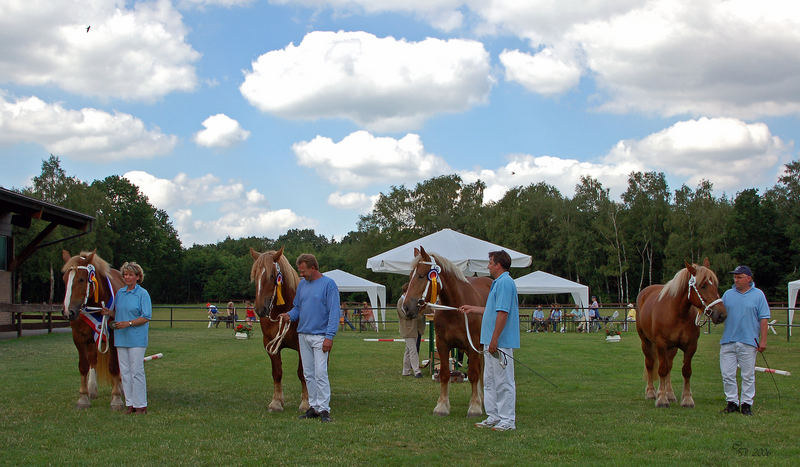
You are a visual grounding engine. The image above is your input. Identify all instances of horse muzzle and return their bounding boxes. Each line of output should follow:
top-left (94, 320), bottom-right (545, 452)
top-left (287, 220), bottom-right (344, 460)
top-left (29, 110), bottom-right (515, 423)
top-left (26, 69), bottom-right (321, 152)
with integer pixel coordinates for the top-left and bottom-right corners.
top-left (710, 304), bottom-right (727, 325)
top-left (64, 306), bottom-right (81, 321)
top-left (402, 298), bottom-right (425, 319)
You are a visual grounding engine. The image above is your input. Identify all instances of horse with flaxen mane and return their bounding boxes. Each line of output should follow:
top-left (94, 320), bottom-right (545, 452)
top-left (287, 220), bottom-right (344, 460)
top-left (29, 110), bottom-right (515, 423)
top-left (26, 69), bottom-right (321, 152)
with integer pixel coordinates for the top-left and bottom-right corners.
top-left (401, 246), bottom-right (492, 417)
top-left (250, 247), bottom-right (309, 413)
top-left (636, 258), bottom-right (726, 408)
top-left (61, 250), bottom-right (125, 410)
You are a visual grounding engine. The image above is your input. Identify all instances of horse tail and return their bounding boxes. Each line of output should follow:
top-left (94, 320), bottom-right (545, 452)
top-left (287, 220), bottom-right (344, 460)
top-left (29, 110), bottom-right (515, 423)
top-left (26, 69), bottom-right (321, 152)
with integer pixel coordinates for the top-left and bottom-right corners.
top-left (96, 350), bottom-right (113, 385)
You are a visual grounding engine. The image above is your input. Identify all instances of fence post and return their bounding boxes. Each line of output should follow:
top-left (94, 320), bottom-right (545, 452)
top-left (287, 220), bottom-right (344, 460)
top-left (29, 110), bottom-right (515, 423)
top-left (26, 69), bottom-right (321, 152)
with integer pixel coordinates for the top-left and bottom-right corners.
top-left (170, 307), bottom-right (174, 329)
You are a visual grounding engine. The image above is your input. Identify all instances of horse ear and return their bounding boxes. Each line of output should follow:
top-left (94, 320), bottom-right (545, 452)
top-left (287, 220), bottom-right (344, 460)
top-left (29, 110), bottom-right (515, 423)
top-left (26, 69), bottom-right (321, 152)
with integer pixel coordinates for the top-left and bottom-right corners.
top-left (702, 257), bottom-right (710, 268)
top-left (273, 246), bottom-right (284, 262)
top-left (419, 246), bottom-right (428, 258)
top-left (685, 260), bottom-right (696, 275)
top-left (414, 247), bottom-right (420, 257)
top-left (250, 247), bottom-right (261, 261)
top-left (62, 250), bottom-right (71, 263)
top-left (86, 250), bottom-right (96, 263)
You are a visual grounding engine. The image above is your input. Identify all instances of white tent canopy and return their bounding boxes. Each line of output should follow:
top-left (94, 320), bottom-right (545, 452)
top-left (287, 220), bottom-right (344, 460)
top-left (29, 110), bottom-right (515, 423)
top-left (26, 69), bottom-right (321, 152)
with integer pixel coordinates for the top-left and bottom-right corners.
top-left (366, 228), bottom-right (532, 276)
top-left (514, 271), bottom-right (589, 309)
top-left (323, 269), bottom-right (387, 328)
top-left (788, 279), bottom-right (799, 336)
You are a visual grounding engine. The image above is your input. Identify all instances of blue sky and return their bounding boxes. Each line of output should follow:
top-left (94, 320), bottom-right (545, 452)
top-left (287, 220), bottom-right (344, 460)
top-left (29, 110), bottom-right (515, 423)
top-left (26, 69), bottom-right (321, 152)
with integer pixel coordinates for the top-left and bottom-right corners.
top-left (2, 0), bottom-right (799, 245)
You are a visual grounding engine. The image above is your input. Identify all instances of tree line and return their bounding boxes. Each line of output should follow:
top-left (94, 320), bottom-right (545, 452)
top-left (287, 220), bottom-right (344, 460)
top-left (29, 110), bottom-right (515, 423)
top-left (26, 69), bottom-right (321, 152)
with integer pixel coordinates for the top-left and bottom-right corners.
top-left (11, 155), bottom-right (800, 306)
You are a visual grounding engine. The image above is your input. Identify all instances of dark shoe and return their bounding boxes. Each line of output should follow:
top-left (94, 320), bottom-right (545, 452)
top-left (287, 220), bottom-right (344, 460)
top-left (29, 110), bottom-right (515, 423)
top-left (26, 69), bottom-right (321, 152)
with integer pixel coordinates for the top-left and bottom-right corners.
top-left (299, 408), bottom-right (319, 419)
top-left (414, 372), bottom-right (423, 378)
top-left (133, 407), bottom-right (147, 414)
top-left (125, 406), bottom-right (134, 414)
top-left (741, 403), bottom-right (752, 416)
top-left (723, 401), bottom-right (739, 413)
top-left (319, 410), bottom-right (331, 422)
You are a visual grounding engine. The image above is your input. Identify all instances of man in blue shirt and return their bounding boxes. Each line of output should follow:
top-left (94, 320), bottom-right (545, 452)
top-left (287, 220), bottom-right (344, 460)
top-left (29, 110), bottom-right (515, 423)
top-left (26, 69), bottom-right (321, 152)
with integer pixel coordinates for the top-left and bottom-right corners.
top-left (460, 250), bottom-right (520, 431)
top-left (280, 253), bottom-right (340, 422)
top-left (720, 265), bottom-right (770, 416)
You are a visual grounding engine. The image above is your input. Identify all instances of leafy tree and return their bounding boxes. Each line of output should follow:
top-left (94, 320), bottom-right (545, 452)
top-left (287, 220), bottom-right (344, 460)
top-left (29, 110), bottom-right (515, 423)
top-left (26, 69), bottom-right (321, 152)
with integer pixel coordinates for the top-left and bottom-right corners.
top-left (621, 171), bottom-right (670, 291)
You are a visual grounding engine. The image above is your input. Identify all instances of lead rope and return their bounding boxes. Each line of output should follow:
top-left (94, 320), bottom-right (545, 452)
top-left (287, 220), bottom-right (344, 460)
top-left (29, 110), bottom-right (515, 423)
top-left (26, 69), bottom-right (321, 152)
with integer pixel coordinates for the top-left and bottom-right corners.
top-left (266, 315), bottom-right (291, 355)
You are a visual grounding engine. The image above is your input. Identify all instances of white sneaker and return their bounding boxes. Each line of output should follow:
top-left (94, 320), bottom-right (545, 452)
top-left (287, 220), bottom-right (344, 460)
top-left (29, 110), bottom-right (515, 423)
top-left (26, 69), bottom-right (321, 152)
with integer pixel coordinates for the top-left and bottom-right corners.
top-left (474, 418), bottom-right (499, 428)
top-left (492, 422), bottom-right (516, 432)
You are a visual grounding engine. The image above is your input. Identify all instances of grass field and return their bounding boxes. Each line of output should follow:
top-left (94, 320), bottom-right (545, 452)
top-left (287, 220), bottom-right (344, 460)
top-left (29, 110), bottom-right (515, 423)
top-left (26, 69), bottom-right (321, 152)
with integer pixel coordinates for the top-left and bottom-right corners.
top-left (1, 320), bottom-right (798, 466)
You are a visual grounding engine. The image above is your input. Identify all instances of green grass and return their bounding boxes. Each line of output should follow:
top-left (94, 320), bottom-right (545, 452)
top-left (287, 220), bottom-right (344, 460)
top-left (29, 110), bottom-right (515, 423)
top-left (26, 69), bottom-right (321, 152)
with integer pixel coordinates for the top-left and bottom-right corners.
top-left (1, 325), bottom-right (798, 465)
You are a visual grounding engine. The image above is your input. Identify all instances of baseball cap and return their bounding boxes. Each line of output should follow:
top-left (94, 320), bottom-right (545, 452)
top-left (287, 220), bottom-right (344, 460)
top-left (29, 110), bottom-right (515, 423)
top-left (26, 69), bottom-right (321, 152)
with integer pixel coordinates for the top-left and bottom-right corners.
top-left (730, 265), bottom-right (753, 276)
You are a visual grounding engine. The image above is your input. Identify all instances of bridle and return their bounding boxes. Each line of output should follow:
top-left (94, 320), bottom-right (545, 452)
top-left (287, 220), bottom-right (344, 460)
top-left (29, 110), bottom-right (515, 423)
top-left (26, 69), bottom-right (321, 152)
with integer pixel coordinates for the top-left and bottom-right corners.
top-left (403, 258), bottom-right (442, 311)
top-left (688, 273), bottom-right (723, 326)
top-left (256, 261), bottom-right (291, 355)
top-left (257, 261), bottom-right (286, 315)
top-left (64, 262), bottom-right (115, 353)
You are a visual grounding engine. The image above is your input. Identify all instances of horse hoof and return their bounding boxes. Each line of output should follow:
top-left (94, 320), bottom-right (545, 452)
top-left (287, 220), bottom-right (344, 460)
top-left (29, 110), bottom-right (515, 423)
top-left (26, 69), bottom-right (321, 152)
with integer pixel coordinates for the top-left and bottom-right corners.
top-left (645, 391), bottom-right (656, 400)
top-left (110, 401), bottom-right (125, 411)
top-left (655, 399), bottom-right (670, 408)
top-left (76, 398), bottom-right (91, 409)
top-left (267, 401), bottom-right (284, 413)
top-left (467, 406), bottom-right (483, 418)
top-left (298, 401), bottom-right (310, 413)
top-left (433, 404), bottom-right (450, 417)
top-left (681, 398), bottom-right (695, 408)
top-left (667, 393), bottom-right (677, 403)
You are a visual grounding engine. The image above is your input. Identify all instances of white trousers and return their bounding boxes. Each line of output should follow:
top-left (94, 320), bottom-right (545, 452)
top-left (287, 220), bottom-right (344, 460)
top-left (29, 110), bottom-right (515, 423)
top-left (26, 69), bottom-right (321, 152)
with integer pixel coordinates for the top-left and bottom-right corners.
top-left (298, 333), bottom-right (331, 413)
top-left (483, 347), bottom-right (516, 427)
top-left (720, 342), bottom-right (757, 406)
top-left (402, 337), bottom-right (421, 375)
top-left (117, 346), bottom-right (147, 408)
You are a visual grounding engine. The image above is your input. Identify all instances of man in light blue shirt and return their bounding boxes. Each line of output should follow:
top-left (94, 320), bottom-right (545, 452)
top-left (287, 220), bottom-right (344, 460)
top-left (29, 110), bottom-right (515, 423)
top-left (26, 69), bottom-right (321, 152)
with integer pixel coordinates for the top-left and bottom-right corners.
top-left (460, 250), bottom-right (520, 431)
top-left (720, 265), bottom-right (770, 416)
top-left (280, 253), bottom-right (339, 423)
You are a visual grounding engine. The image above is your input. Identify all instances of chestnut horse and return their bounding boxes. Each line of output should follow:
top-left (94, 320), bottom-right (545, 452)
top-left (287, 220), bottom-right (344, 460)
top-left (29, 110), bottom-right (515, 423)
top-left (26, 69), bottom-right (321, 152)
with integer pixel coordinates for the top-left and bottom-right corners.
top-left (401, 246), bottom-right (491, 417)
top-left (636, 259), bottom-right (727, 408)
top-left (61, 250), bottom-right (125, 410)
top-left (250, 247), bottom-right (309, 413)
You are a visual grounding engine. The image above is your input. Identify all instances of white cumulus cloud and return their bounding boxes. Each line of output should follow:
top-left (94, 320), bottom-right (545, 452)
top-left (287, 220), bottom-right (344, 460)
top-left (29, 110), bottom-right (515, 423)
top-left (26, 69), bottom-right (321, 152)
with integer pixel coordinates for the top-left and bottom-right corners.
top-left (0, 94), bottom-right (177, 161)
top-left (193, 114), bottom-right (250, 148)
top-left (292, 130), bottom-right (451, 188)
top-left (0, 0), bottom-right (199, 101)
top-left (500, 48), bottom-right (582, 96)
top-left (124, 170), bottom-right (315, 245)
top-left (240, 30), bottom-right (493, 131)
top-left (327, 191), bottom-right (378, 212)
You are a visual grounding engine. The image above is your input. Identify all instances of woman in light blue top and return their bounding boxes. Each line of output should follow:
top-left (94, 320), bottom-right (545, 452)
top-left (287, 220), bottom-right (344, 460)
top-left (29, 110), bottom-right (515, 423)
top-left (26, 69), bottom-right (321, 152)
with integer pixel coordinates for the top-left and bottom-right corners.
top-left (106, 261), bottom-right (152, 414)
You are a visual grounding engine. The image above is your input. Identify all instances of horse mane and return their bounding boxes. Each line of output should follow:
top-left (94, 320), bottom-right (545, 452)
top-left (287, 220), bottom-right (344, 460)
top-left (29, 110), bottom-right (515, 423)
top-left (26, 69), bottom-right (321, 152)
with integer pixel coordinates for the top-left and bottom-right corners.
top-left (412, 252), bottom-right (469, 284)
top-left (658, 264), bottom-right (718, 301)
top-left (250, 250), bottom-right (300, 291)
top-left (61, 250), bottom-right (112, 277)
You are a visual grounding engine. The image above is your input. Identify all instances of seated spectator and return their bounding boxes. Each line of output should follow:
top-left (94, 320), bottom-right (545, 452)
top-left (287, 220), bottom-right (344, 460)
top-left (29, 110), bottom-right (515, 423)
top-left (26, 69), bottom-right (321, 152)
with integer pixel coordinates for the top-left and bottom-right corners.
top-left (207, 303), bottom-right (219, 328)
top-left (624, 303), bottom-right (636, 331)
top-left (548, 305), bottom-right (562, 333)
top-left (570, 308), bottom-right (586, 333)
top-left (245, 301), bottom-right (256, 324)
top-left (529, 305), bottom-right (545, 333)
top-left (226, 301), bottom-right (237, 328)
top-left (362, 302), bottom-right (377, 331)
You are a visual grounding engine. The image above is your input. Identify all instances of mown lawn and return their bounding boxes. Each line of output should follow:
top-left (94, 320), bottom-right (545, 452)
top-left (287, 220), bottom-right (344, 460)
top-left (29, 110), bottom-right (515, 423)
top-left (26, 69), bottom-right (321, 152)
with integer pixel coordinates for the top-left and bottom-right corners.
top-left (1, 322), bottom-right (798, 466)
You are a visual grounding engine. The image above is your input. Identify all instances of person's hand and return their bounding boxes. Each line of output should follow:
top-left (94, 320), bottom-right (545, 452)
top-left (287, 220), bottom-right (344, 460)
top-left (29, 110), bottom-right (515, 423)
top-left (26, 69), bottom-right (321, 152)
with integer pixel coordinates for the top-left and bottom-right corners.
top-left (488, 339), bottom-right (498, 354)
top-left (278, 312), bottom-right (290, 321)
top-left (459, 305), bottom-right (475, 314)
top-left (101, 306), bottom-right (113, 317)
top-left (322, 338), bottom-right (333, 353)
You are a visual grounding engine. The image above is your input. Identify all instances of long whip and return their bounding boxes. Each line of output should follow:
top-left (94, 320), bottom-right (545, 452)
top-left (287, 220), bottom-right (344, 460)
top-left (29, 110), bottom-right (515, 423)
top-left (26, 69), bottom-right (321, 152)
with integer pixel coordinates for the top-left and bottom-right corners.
top-left (755, 338), bottom-right (780, 401)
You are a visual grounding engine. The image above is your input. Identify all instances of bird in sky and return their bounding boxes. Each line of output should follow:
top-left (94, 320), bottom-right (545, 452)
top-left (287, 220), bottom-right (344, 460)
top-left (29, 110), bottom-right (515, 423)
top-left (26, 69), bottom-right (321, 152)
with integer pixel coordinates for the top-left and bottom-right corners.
top-left (86, 25), bottom-right (90, 33)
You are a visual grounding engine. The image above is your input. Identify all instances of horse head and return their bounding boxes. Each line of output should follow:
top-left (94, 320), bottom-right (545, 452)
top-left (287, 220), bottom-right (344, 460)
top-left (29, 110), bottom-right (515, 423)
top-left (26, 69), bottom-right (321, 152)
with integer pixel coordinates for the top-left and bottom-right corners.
top-left (61, 249), bottom-right (107, 320)
top-left (686, 258), bottom-right (727, 325)
top-left (250, 246), bottom-right (297, 318)
top-left (401, 246), bottom-right (439, 319)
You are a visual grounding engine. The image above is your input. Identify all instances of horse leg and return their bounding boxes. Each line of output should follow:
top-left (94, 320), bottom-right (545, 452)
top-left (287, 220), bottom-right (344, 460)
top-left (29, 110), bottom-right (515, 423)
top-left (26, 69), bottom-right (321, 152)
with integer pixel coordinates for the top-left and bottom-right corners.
top-left (433, 342), bottom-right (451, 416)
top-left (76, 348), bottom-right (91, 409)
top-left (680, 344), bottom-right (697, 408)
top-left (297, 356), bottom-right (310, 413)
top-left (267, 352), bottom-right (285, 412)
top-left (664, 348), bottom-right (678, 403)
top-left (466, 350), bottom-right (483, 418)
top-left (107, 349), bottom-right (124, 411)
top-left (640, 337), bottom-right (657, 400)
top-left (655, 346), bottom-right (674, 408)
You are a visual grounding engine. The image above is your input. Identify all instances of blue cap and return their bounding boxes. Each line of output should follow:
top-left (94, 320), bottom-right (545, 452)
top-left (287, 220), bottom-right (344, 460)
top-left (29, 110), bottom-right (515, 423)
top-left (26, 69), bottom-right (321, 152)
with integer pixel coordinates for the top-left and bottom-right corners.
top-left (731, 265), bottom-right (753, 276)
